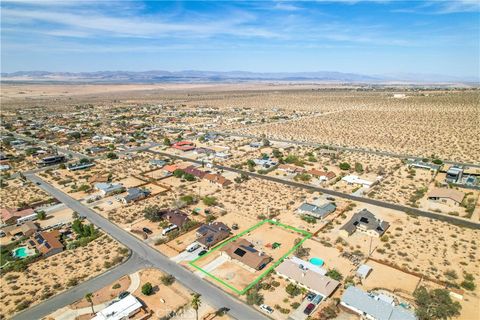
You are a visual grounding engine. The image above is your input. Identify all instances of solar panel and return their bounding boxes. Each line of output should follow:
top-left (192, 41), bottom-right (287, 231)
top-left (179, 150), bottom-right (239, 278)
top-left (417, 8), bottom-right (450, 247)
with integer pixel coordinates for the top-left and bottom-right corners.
top-left (44, 242), bottom-right (51, 249)
top-left (241, 245), bottom-right (258, 253)
top-left (233, 248), bottom-right (246, 257)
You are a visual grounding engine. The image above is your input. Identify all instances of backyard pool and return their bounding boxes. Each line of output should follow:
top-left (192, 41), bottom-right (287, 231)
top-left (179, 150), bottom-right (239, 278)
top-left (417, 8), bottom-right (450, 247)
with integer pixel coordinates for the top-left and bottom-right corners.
top-left (309, 257), bottom-right (324, 266)
top-left (12, 247), bottom-right (35, 259)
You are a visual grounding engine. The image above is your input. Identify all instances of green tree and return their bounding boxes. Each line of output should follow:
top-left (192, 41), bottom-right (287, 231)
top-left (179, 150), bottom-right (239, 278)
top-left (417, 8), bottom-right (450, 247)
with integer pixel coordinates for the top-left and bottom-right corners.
top-left (85, 293), bottom-right (94, 314)
top-left (191, 293), bottom-right (202, 320)
top-left (69, 132), bottom-right (81, 140)
top-left (141, 282), bottom-right (153, 296)
top-left (339, 162), bottom-right (351, 170)
top-left (79, 158), bottom-right (90, 164)
top-left (184, 173), bottom-right (196, 181)
top-left (173, 169), bottom-right (185, 178)
top-left (414, 286), bottom-right (461, 320)
top-left (36, 211), bottom-right (46, 220)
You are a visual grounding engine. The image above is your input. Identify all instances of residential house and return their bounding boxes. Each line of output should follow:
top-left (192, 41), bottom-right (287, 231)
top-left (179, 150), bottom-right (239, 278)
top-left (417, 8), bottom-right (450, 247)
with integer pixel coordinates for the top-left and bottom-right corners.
top-left (276, 258), bottom-right (340, 298)
top-left (2, 221), bottom-right (38, 237)
top-left (172, 141), bottom-right (196, 151)
top-left (194, 147), bottom-right (216, 155)
top-left (342, 175), bottom-right (379, 188)
top-left (159, 209), bottom-right (190, 229)
top-left (121, 188), bottom-right (151, 204)
top-left (427, 188), bottom-right (465, 206)
top-left (204, 173), bottom-right (232, 188)
top-left (92, 294), bottom-right (144, 320)
top-left (406, 159), bottom-right (440, 172)
top-left (446, 166), bottom-right (463, 183)
top-left (340, 209), bottom-right (389, 238)
top-left (37, 155), bottom-right (66, 167)
top-left (183, 165), bottom-right (207, 179)
top-left (196, 222), bottom-right (231, 248)
top-left (1, 207), bottom-right (36, 225)
top-left (308, 169), bottom-right (336, 182)
top-left (341, 286), bottom-right (417, 320)
top-left (30, 230), bottom-right (64, 258)
top-left (253, 159), bottom-right (277, 168)
top-left (297, 202), bottom-right (336, 220)
top-left (94, 182), bottom-right (125, 196)
top-left (67, 162), bottom-right (95, 171)
top-left (221, 239), bottom-right (272, 271)
top-left (277, 164), bottom-right (304, 174)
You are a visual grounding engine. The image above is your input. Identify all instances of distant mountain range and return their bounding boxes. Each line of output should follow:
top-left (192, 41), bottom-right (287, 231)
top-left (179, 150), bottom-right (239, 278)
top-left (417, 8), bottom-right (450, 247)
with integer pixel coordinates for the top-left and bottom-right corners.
top-left (1, 70), bottom-right (478, 84)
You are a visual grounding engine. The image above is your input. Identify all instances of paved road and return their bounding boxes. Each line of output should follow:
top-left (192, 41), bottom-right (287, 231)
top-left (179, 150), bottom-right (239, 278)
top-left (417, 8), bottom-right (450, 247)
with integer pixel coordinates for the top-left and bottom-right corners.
top-left (12, 254), bottom-right (147, 320)
top-left (212, 131), bottom-right (480, 168)
top-left (19, 173), bottom-right (268, 320)
top-left (160, 127), bottom-right (479, 168)
top-left (146, 150), bottom-right (480, 230)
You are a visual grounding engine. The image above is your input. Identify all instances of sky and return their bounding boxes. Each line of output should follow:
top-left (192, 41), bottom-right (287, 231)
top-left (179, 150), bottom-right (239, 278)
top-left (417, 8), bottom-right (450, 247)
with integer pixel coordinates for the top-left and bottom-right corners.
top-left (1, 0), bottom-right (479, 78)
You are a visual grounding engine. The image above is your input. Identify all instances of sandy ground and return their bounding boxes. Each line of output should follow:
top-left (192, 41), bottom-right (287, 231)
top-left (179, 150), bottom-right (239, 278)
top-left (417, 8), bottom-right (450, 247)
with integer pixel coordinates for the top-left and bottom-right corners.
top-left (0, 178), bottom-right (52, 209)
top-left (71, 275), bottom-right (131, 309)
top-left (0, 234), bottom-right (128, 318)
top-left (132, 268), bottom-right (191, 318)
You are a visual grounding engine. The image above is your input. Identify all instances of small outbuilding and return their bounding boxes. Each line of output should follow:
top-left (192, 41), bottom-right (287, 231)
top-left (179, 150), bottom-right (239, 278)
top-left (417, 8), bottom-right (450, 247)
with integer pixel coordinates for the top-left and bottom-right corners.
top-left (356, 264), bottom-right (373, 279)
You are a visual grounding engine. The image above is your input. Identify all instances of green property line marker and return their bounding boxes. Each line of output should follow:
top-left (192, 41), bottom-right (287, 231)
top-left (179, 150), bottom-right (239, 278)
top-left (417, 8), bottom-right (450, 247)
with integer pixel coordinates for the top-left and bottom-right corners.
top-left (189, 219), bottom-right (312, 295)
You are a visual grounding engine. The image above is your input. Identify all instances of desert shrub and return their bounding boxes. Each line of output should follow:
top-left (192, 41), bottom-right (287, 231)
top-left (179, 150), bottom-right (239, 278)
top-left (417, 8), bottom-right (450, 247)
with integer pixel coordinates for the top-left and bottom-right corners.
top-left (161, 274), bottom-right (175, 286)
top-left (141, 282), bottom-right (153, 295)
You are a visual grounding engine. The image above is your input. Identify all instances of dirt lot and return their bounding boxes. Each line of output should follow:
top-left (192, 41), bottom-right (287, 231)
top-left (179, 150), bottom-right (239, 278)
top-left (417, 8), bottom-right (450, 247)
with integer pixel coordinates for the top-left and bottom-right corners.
top-left (0, 234), bottom-right (128, 318)
top-left (0, 178), bottom-right (53, 208)
top-left (132, 268), bottom-right (191, 318)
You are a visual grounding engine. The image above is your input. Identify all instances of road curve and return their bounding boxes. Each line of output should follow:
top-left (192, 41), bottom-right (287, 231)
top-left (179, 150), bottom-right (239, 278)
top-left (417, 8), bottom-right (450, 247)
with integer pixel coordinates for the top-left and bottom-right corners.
top-left (22, 173), bottom-right (268, 320)
top-left (12, 254), bottom-right (147, 320)
top-left (146, 150), bottom-right (480, 230)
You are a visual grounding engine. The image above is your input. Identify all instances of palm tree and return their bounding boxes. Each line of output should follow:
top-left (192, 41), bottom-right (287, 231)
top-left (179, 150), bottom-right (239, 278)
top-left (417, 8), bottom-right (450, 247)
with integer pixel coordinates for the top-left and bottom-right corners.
top-left (85, 293), bottom-right (94, 314)
top-left (191, 293), bottom-right (201, 320)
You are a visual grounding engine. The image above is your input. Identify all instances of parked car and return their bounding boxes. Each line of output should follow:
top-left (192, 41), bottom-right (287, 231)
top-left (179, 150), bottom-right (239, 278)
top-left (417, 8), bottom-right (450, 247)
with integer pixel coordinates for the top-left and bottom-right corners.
top-left (306, 292), bottom-right (316, 301)
top-left (118, 291), bottom-right (130, 299)
top-left (304, 303), bottom-right (315, 315)
top-left (36, 182), bottom-right (41, 185)
top-left (142, 227), bottom-right (153, 234)
top-left (260, 304), bottom-right (274, 314)
top-left (187, 242), bottom-right (201, 252)
top-left (198, 250), bottom-right (207, 256)
top-left (326, 197), bottom-right (335, 201)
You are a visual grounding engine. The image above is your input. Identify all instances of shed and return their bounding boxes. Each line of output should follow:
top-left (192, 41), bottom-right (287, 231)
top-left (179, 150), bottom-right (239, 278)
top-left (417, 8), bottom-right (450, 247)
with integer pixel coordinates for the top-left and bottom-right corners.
top-left (356, 264), bottom-right (373, 279)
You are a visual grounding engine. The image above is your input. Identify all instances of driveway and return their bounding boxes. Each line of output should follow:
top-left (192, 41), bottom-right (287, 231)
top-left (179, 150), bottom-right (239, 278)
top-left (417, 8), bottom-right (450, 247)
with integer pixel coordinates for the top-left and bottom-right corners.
top-left (171, 247), bottom-right (204, 263)
top-left (194, 255), bottom-right (229, 278)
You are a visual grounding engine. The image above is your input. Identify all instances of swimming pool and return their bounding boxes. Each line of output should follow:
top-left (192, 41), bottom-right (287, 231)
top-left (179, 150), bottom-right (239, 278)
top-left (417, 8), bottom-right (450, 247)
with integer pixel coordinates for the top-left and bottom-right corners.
top-left (309, 257), bottom-right (324, 266)
top-left (12, 247), bottom-right (34, 259)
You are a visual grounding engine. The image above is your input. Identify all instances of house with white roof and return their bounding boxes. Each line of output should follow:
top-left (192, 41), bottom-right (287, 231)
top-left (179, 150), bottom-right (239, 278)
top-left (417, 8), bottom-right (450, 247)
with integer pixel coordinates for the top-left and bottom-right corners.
top-left (276, 258), bottom-right (339, 298)
top-left (341, 286), bottom-right (416, 320)
top-left (92, 295), bottom-right (143, 320)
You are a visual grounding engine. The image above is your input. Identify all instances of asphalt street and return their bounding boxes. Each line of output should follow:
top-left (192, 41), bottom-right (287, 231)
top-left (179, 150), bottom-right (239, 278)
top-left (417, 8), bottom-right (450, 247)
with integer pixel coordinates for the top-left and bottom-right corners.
top-left (146, 149), bottom-right (480, 230)
top-left (17, 173), bottom-right (268, 320)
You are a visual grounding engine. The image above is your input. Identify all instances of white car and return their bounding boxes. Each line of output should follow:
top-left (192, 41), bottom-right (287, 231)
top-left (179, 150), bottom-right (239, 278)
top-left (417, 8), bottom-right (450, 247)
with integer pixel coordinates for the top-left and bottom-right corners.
top-left (260, 304), bottom-right (274, 314)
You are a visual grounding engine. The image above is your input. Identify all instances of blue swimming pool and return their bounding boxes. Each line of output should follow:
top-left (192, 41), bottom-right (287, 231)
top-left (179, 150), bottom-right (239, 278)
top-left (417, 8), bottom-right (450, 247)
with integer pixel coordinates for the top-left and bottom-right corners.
top-left (12, 247), bottom-right (31, 259)
top-left (309, 257), bottom-right (324, 266)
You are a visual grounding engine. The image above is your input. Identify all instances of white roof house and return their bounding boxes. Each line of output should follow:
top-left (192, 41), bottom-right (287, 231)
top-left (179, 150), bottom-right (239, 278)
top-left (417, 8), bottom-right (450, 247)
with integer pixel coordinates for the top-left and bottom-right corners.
top-left (341, 286), bottom-right (416, 320)
top-left (276, 258), bottom-right (339, 297)
top-left (342, 175), bottom-right (380, 188)
top-left (92, 295), bottom-right (142, 320)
